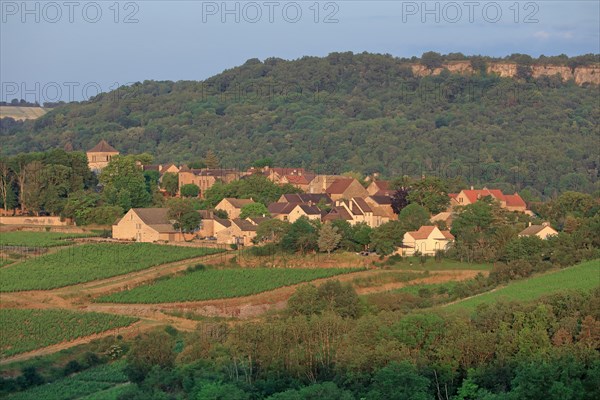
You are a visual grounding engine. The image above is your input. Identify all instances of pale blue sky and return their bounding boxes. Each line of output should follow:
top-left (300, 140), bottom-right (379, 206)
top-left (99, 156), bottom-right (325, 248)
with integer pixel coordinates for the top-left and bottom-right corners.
top-left (1, 1), bottom-right (598, 102)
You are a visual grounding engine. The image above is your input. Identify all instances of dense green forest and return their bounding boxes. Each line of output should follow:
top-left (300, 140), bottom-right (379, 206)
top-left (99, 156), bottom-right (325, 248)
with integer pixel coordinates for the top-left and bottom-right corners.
top-left (1, 52), bottom-right (599, 197)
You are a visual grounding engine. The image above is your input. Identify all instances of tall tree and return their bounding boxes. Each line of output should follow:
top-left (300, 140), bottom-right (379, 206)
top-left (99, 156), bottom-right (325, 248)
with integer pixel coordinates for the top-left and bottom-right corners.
top-left (203, 150), bottom-right (220, 169)
top-left (318, 223), bottom-right (342, 255)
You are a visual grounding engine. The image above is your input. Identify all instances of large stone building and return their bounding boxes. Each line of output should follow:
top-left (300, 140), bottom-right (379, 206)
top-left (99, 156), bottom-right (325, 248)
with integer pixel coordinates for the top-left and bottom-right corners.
top-left (87, 140), bottom-right (119, 172)
top-left (112, 208), bottom-right (186, 242)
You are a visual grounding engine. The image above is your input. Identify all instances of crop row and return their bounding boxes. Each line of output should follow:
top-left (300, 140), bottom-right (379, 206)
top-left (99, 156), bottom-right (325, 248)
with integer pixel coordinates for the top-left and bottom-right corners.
top-left (98, 267), bottom-right (361, 303)
top-left (0, 243), bottom-right (224, 291)
top-left (0, 309), bottom-right (137, 357)
top-left (6, 361), bottom-right (129, 400)
top-left (0, 231), bottom-right (99, 248)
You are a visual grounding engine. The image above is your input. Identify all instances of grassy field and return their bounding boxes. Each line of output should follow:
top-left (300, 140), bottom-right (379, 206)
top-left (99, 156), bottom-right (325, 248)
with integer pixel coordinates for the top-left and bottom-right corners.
top-left (5, 361), bottom-right (130, 400)
top-left (446, 260), bottom-right (600, 311)
top-left (351, 271), bottom-right (427, 288)
top-left (98, 267), bottom-right (361, 303)
top-left (0, 231), bottom-right (99, 247)
top-left (0, 105), bottom-right (47, 120)
top-left (0, 243), bottom-right (224, 291)
top-left (378, 256), bottom-right (492, 271)
top-left (0, 310), bottom-right (137, 357)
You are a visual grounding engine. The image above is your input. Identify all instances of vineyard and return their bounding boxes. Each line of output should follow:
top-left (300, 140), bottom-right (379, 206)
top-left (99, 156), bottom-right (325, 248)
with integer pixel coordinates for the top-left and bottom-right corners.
top-left (447, 260), bottom-right (600, 311)
top-left (5, 360), bottom-right (130, 400)
top-left (98, 267), bottom-right (361, 303)
top-left (0, 310), bottom-right (137, 357)
top-left (0, 231), bottom-right (99, 247)
top-left (0, 243), bottom-right (224, 291)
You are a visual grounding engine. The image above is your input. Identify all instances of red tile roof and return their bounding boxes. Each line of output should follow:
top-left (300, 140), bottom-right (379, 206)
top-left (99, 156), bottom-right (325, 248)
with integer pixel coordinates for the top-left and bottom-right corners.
top-left (505, 193), bottom-right (527, 208)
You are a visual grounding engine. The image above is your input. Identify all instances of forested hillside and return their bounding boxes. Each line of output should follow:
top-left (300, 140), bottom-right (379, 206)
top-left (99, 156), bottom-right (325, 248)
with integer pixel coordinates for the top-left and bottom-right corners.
top-left (1, 52), bottom-right (598, 198)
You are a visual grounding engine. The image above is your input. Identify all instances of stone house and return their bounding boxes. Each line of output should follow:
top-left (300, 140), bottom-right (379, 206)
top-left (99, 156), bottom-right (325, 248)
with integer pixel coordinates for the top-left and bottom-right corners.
top-left (518, 222), bottom-right (558, 240)
top-left (215, 198), bottom-right (255, 219)
top-left (112, 208), bottom-right (187, 242)
top-left (87, 140), bottom-right (119, 172)
top-left (401, 226), bottom-right (454, 256)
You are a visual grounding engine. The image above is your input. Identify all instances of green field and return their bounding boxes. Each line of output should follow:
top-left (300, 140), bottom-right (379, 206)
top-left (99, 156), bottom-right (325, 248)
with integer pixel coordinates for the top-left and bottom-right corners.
top-left (380, 256), bottom-right (492, 271)
top-left (0, 243), bottom-right (224, 291)
top-left (446, 260), bottom-right (600, 311)
top-left (98, 267), bottom-right (361, 303)
top-left (0, 231), bottom-right (101, 248)
top-left (0, 310), bottom-right (137, 357)
top-left (5, 361), bottom-right (130, 400)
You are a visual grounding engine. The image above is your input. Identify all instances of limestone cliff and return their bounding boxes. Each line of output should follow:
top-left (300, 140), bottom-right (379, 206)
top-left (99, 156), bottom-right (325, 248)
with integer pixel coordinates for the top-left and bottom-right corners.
top-left (410, 61), bottom-right (599, 85)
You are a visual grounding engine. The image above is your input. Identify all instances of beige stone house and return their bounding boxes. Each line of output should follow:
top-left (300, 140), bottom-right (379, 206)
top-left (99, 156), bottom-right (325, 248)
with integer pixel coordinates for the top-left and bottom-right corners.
top-left (143, 163), bottom-right (180, 175)
top-left (449, 188), bottom-right (527, 212)
top-left (367, 180), bottom-right (394, 196)
top-left (178, 168), bottom-right (240, 198)
top-left (323, 198), bottom-right (390, 228)
top-left (112, 208), bottom-right (187, 242)
top-left (87, 140), bottom-right (119, 172)
top-left (325, 178), bottom-right (370, 201)
top-left (365, 195), bottom-right (397, 220)
top-left (215, 218), bottom-right (258, 246)
top-left (268, 202), bottom-right (323, 223)
top-left (215, 198), bottom-right (255, 219)
top-left (401, 226), bottom-right (454, 256)
top-left (306, 175), bottom-right (345, 194)
top-left (518, 222), bottom-right (558, 240)
top-left (198, 217), bottom-right (231, 238)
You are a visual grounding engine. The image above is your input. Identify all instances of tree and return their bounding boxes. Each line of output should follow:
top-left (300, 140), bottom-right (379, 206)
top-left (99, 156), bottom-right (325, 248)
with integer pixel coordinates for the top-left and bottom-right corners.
top-left (406, 177), bottom-right (449, 214)
top-left (366, 361), bottom-right (431, 400)
top-left (239, 203), bottom-right (270, 219)
top-left (99, 155), bottom-right (151, 209)
top-left (280, 217), bottom-right (319, 253)
top-left (318, 223), bottom-right (342, 255)
top-left (195, 382), bottom-right (249, 400)
top-left (288, 284), bottom-right (323, 316)
top-left (124, 331), bottom-right (176, 384)
top-left (391, 187), bottom-right (410, 214)
top-left (180, 183), bottom-right (200, 198)
top-left (204, 150), bottom-right (220, 169)
top-left (255, 218), bottom-right (289, 243)
top-left (167, 198), bottom-right (201, 235)
top-left (0, 160), bottom-right (15, 211)
top-left (317, 280), bottom-right (360, 318)
top-left (421, 51), bottom-right (444, 70)
top-left (161, 172), bottom-right (179, 196)
top-left (397, 203), bottom-right (431, 231)
top-left (370, 221), bottom-right (406, 256)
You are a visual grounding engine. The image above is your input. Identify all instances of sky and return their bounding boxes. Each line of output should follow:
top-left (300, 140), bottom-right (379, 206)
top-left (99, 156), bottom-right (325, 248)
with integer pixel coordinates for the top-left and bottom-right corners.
top-left (1, 0), bottom-right (599, 102)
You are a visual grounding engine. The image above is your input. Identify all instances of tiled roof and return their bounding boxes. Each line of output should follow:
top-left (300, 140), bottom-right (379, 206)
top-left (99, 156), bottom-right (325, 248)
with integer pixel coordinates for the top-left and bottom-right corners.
top-left (352, 197), bottom-right (372, 213)
top-left (132, 208), bottom-right (171, 225)
top-left (88, 140), bottom-right (118, 153)
top-left (326, 178), bottom-right (355, 194)
top-left (268, 202), bottom-right (298, 214)
top-left (232, 218), bottom-right (258, 231)
top-left (505, 193), bottom-right (527, 208)
top-left (297, 204), bottom-right (322, 215)
top-left (214, 218), bottom-right (231, 228)
top-left (368, 195), bottom-right (392, 205)
top-left (323, 206), bottom-right (353, 221)
top-left (280, 193), bottom-right (332, 204)
top-left (519, 225), bottom-right (554, 236)
top-left (406, 225), bottom-right (437, 239)
top-left (223, 198), bottom-right (255, 208)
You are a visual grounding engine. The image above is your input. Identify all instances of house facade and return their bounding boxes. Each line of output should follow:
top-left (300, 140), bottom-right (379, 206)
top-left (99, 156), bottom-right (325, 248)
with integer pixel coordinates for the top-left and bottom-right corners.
top-left (401, 226), bottom-right (454, 256)
top-left (518, 222), bottom-right (558, 240)
top-left (215, 198), bottom-right (255, 219)
top-left (112, 208), bottom-right (186, 242)
top-left (325, 178), bottom-right (370, 201)
top-left (450, 188), bottom-right (527, 212)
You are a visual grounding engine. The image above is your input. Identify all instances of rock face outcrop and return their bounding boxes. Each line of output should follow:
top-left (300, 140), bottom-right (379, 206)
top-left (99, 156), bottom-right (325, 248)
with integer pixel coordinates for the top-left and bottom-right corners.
top-left (410, 61), bottom-right (599, 85)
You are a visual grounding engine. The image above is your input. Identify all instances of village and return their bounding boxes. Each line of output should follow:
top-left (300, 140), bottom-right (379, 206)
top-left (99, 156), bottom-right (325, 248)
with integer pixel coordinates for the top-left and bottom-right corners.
top-left (79, 140), bottom-right (558, 254)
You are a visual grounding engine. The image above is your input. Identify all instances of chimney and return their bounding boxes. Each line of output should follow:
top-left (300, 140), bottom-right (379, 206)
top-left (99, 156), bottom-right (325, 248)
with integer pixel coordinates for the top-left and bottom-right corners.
top-left (470, 185), bottom-right (474, 190)
top-left (542, 222), bottom-right (549, 227)
top-left (528, 222), bottom-right (532, 227)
